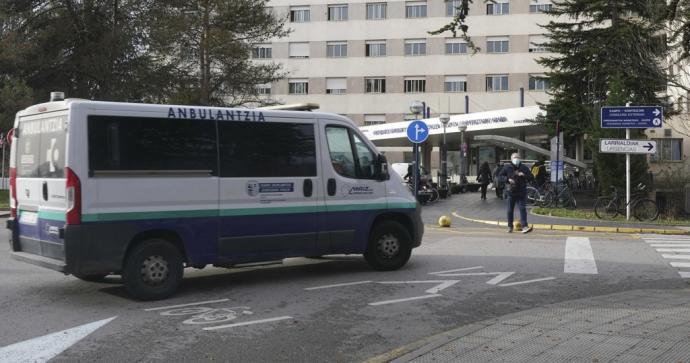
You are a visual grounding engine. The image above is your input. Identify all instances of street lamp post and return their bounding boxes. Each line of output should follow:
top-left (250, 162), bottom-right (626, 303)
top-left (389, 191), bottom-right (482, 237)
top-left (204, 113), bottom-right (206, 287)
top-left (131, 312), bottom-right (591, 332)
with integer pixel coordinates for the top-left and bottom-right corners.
top-left (458, 124), bottom-right (468, 191)
top-left (439, 113), bottom-right (450, 197)
top-left (409, 101), bottom-right (425, 200)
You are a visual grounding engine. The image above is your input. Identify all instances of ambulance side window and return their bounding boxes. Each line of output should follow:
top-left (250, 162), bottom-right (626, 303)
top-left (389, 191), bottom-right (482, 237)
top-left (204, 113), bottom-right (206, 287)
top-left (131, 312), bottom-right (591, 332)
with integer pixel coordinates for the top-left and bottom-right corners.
top-left (326, 126), bottom-right (376, 180)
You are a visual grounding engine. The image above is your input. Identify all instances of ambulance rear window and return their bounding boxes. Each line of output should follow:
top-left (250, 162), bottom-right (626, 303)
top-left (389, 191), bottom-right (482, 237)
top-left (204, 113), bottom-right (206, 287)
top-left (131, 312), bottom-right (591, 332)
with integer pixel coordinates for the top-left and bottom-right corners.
top-left (16, 115), bottom-right (67, 178)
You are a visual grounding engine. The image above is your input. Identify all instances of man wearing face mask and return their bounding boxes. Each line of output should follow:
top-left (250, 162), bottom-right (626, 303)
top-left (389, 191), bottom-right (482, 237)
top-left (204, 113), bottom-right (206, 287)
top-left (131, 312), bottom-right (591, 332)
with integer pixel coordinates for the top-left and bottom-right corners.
top-left (499, 152), bottom-right (534, 233)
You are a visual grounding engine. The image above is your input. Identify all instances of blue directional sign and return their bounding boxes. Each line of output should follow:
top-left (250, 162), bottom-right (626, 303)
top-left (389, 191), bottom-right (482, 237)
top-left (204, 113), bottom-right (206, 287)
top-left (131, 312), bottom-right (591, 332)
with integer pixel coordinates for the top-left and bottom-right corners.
top-left (601, 106), bottom-right (663, 129)
top-left (406, 120), bottom-right (429, 144)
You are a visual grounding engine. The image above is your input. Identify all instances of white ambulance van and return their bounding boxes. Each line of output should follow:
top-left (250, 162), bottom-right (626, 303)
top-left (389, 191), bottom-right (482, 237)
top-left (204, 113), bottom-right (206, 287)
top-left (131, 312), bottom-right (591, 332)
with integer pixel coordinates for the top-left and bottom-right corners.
top-left (7, 94), bottom-right (423, 300)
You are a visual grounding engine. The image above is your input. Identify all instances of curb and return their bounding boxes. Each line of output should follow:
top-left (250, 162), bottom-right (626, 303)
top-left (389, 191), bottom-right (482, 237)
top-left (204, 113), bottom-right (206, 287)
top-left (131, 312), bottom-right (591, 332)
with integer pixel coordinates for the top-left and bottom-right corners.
top-left (451, 211), bottom-right (690, 235)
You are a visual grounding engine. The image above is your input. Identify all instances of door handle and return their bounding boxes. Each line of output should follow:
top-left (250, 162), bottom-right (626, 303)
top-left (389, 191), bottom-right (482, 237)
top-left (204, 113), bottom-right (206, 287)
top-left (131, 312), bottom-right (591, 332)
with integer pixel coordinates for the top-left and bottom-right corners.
top-left (303, 179), bottom-right (313, 197)
top-left (42, 181), bottom-right (48, 201)
top-left (327, 178), bottom-right (336, 196)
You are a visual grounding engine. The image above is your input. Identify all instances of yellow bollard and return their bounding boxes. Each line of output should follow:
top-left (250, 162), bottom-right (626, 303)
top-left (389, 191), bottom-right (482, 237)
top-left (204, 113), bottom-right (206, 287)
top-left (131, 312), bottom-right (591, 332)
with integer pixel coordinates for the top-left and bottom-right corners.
top-left (438, 215), bottom-right (452, 227)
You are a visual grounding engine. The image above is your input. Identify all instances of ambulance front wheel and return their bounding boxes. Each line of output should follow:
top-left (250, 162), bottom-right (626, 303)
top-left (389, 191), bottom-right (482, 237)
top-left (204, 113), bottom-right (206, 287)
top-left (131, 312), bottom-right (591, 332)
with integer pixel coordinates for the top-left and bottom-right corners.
top-left (364, 220), bottom-right (412, 271)
top-left (122, 239), bottom-right (184, 301)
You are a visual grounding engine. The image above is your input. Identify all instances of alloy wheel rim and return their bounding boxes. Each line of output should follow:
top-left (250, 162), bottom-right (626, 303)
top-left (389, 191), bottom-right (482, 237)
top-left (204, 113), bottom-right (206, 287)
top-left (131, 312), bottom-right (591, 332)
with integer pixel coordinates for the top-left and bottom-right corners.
top-left (140, 255), bottom-right (169, 286)
top-left (377, 233), bottom-right (400, 259)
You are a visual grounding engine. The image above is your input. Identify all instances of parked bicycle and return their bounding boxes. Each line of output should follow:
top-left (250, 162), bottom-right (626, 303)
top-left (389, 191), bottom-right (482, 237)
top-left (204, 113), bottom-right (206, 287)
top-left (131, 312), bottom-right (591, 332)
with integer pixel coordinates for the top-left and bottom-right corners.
top-left (542, 181), bottom-right (577, 209)
top-left (525, 181), bottom-right (549, 207)
top-left (594, 184), bottom-right (658, 221)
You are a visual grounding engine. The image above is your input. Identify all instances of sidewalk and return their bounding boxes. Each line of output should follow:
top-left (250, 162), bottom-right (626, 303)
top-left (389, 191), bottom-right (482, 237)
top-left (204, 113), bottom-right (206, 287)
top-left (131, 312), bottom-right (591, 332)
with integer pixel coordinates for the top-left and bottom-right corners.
top-left (446, 192), bottom-right (689, 233)
top-left (374, 288), bottom-right (690, 362)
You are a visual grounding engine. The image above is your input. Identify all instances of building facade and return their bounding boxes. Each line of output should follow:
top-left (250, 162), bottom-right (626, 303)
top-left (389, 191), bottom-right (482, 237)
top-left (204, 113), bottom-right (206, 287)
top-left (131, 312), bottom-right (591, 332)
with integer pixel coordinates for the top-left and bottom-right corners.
top-left (258, 0), bottom-right (554, 124)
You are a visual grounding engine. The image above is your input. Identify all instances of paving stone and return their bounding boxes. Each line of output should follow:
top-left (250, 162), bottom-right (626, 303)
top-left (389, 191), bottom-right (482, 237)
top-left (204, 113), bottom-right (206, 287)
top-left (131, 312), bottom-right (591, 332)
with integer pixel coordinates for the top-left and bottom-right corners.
top-left (617, 338), bottom-right (675, 358)
top-left (471, 324), bottom-right (524, 339)
top-left (652, 341), bottom-right (690, 362)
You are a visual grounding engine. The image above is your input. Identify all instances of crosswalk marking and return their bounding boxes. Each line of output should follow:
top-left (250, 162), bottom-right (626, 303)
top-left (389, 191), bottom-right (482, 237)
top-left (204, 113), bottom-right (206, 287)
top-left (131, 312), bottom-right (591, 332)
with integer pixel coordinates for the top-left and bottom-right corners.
top-left (564, 237), bottom-right (598, 274)
top-left (642, 234), bottom-right (690, 279)
top-left (661, 254), bottom-right (690, 260)
top-left (656, 248), bottom-right (690, 253)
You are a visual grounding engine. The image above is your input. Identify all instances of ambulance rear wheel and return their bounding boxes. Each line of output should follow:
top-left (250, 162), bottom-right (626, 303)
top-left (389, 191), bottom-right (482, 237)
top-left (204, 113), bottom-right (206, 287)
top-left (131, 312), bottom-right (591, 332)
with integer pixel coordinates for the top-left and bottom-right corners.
top-left (122, 239), bottom-right (184, 301)
top-left (364, 221), bottom-right (412, 271)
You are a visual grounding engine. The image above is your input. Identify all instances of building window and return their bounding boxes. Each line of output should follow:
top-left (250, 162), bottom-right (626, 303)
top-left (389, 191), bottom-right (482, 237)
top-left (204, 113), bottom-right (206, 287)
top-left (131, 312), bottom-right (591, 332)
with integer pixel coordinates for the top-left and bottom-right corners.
top-left (444, 76), bottom-right (467, 92)
top-left (529, 75), bottom-right (549, 91)
top-left (365, 78), bottom-right (386, 93)
top-left (366, 40), bottom-right (386, 57)
top-left (253, 44), bottom-right (272, 59)
top-left (486, 75), bottom-right (508, 92)
top-left (288, 42), bottom-right (310, 58)
top-left (256, 83), bottom-right (271, 95)
top-left (651, 139), bottom-right (683, 162)
top-left (290, 6), bottom-right (310, 22)
top-left (326, 78), bottom-right (347, 94)
top-left (364, 114), bottom-right (386, 126)
top-left (529, 35), bottom-right (548, 53)
top-left (405, 1), bottom-right (427, 18)
top-left (404, 78), bottom-right (426, 93)
top-left (487, 1), bottom-right (509, 15)
top-left (486, 37), bottom-right (509, 53)
top-left (327, 41), bottom-right (348, 57)
top-left (405, 39), bottom-right (426, 56)
top-left (289, 79), bottom-right (309, 94)
top-left (445, 39), bottom-right (468, 54)
top-left (366, 2), bottom-right (387, 20)
top-left (328, 4), bottom-right (348, 21)
top-left (529, 3), bottom-right (553, 13)
top-left (446, 0), bottom-right (467, 16)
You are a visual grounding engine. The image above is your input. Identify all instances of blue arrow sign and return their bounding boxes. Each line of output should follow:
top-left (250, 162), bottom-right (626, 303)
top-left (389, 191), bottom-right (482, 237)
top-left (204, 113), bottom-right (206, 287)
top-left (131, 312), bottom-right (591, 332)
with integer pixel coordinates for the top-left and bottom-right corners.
top-left (601, 106), bottom-right (663, 128)
top-left (406, 120), bottom-right (429, 144)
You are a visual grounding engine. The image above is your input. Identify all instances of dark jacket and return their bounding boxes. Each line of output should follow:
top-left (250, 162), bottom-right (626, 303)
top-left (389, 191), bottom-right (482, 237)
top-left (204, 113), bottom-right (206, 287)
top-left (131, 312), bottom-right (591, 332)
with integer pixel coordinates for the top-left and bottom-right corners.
top-left (477, 166), bottom-right (493, 185)
top-left (499, 163), bottom-right (534, 196)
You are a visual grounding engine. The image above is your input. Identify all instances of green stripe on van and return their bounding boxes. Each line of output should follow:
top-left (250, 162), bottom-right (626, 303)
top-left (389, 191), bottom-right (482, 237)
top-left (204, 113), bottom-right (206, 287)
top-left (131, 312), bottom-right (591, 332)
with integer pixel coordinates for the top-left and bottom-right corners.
top-left (39, 210), bottom-right (66, 222)
top-left (81, 202), bottom-right (416, 223)
top-left (82, 209), bottom-right (217, 222)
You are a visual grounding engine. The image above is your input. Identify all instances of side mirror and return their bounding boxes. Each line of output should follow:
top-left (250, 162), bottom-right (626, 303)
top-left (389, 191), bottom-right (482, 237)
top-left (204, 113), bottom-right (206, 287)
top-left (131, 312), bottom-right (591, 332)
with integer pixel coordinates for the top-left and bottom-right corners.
top-left (376, 154), bottom-right (390, 181)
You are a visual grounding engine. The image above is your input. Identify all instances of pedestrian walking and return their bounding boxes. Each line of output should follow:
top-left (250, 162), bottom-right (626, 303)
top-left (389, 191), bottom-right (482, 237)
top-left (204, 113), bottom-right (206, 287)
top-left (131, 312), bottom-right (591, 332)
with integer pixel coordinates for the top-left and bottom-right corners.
top-left (493, 163), bottom-right (504, 199)
top-left (499, 153), bottom-right (534, 233)
top-left (477, 161), bottom-right (492, 200)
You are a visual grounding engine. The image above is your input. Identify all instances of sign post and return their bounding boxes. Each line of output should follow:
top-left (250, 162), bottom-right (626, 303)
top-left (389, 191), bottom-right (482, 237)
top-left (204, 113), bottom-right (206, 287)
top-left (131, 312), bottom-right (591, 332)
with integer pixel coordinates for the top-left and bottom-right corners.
top-left (407, 120), bottom-right (429, 200)
top-left (601, 106), bottom-right (663, 220)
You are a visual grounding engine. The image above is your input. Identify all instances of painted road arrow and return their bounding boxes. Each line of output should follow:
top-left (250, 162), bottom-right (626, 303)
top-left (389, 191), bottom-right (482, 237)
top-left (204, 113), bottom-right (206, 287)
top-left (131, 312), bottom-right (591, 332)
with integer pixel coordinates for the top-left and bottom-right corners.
top-left (0, 317), bottom-right (116, 362)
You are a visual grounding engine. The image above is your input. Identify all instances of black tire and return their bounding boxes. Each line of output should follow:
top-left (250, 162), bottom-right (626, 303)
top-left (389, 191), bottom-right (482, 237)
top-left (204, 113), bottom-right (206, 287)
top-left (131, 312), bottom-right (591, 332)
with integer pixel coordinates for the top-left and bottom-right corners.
top-left (364, 221), bottom-right (412, 271)
top-left (565, 195), bottom-right (577, 210)
top-left (73, 273), bottom-right (109, 282)
top-left (633, 199), bottom-right (659, 222)
top-left (525, 187), bottom-right (539, 206)
top-left (543, 191), bottom-right (555, 208)
top-left (594, 197), bottom-right (619, 219)
top-left (122, 239), bottom-right (184, 301)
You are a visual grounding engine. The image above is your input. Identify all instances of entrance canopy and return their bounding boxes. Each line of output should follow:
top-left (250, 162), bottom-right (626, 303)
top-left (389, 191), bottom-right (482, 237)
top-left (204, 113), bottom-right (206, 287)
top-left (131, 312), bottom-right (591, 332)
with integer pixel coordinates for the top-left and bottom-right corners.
top-left (360, 106), bottom-right (543, 147)
top-left (474, 135), bottom-right (587, 169)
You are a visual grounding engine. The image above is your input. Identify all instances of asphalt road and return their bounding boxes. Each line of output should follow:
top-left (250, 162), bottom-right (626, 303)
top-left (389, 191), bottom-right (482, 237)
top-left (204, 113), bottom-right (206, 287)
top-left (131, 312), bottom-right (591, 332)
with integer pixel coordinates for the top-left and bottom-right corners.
top-left (0, 217), bottom-right (688, 362)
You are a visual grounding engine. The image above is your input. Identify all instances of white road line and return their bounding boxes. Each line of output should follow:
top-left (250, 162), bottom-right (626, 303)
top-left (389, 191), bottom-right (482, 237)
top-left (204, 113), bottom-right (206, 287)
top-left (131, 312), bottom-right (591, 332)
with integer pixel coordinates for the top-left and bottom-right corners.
top-left (0, 317), bottom-right (116, 362)
top-left (650, 244), bottom-right (690, 247)
top-left (434, 272), bottom-right (499, 277)
top-left (377, 280), bottom-right (460, 294)
top-left (202, 316), bottom-right (293, 331)
top-left (499, 277), bottom-right (556, 287)
top-left (144, 299), bottom-right (229, 311)
top-left (642, 237), bottom-right (690, 241)
top-left (564, 237), bottom-right (598, 274)
top-left (679, 271), bottom-right (690, 278)
top-left (304, 281), bottom-right (372, 291)
top-left (661, 254), bottom-right (690, 260)
top-left (486, 272), bottom-right (516, 285)
top-left (670, 262), bottom-right (690, 268)
top-left (644, 240), bottom-right (690, 243)
top-left (428, 266), bottom-right (484, 275)
top-left (368, 294), bottom-right (442, 306)
top-left (656, 248), bottom-right (690, 253)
